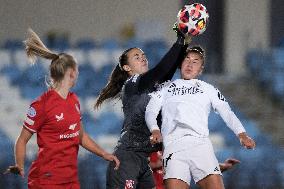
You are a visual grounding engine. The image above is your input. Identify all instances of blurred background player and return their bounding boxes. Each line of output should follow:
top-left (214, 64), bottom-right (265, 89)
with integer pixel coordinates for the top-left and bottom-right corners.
top-left (5, 29), bottom-right (119, 189)
top-left (149, 151), bottom-right (163, 189)
top-left (146, 46), bottom-right (256, 189)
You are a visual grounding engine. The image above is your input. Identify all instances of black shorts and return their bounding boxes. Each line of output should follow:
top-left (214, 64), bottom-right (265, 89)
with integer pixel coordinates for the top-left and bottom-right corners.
top-left (106, 149), bottom-right (155, 189)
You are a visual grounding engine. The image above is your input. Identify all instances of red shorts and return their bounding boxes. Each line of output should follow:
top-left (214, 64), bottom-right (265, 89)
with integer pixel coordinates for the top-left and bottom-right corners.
top-left (28, 180), bottom-right (80, 189)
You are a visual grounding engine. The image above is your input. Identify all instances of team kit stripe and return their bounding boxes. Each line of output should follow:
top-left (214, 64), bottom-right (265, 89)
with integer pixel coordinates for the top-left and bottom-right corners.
top-left (23, 124), bottom-right (36, 133)
top-left (24, 116), bottom-right (35, 125)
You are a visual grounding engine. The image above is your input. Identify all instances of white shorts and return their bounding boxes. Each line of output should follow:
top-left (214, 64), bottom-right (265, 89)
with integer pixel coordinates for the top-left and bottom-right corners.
top-left (163, 136), bottom-right (222, 185)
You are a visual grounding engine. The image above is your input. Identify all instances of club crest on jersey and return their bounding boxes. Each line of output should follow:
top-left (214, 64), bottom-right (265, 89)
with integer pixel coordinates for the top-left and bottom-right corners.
top-left (27, 107), bottom-right (36, 117)
top-left (124, 180), bottom-right (135, 189)
top-left (55, 113), bottom-right (64, 122)
top-left (75, 103), bottom-right (80, 113)
top-left (69, 123), bottom-right (77, 130)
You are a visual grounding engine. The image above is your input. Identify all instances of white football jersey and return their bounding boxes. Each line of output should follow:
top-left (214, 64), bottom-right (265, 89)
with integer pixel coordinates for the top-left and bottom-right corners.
top-left (146, 79), bottom-right (246, 146)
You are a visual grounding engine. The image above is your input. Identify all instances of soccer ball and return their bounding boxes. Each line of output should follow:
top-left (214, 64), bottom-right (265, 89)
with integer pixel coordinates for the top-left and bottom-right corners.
top-left (177, 3), bottom-right (209, 36)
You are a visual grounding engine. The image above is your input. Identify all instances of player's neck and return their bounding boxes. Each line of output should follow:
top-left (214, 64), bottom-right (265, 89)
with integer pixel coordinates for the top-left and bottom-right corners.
top-left (54, 88), bottom-right (69, 99)
top-left (53, 80), bottom-right (71, 99)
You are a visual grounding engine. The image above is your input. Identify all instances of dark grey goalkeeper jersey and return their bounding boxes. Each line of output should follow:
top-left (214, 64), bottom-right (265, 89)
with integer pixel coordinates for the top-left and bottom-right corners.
top-left (117, 74), bottom-right (158, 153)
top-left (114, 42), bottom-right (188, 153)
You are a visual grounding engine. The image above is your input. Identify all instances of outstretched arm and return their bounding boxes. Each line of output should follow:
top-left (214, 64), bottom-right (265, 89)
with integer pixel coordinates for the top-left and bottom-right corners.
top-left (210, 87), bottom-right (256, 149)
top-left (79, 122), bottom-right (120, 170)
top-left (137, 35), bottom-right (190, 92)
top-left (215, 103), bottom-right (256, 149)
top-left (161, 44), bottom-right (189, 82)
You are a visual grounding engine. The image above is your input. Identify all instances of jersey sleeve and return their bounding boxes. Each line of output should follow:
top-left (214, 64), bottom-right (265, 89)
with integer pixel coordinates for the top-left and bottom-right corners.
top-left (137, 43), bottom-right (187, 92)
top-left (145, 88), bottom-right (164, 132)
top-left (123, 74), bottom-right (141, 94)
top-left (208, 85), bottom-right (246, 135)
top-left (23, 99), bottom-right (45, 133)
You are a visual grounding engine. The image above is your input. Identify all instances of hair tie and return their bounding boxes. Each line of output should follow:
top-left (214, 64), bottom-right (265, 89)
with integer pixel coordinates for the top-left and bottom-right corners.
top-left (189, 47), bottom-right (203, 56)
top-left (52, 54), bottom-right (60, 61)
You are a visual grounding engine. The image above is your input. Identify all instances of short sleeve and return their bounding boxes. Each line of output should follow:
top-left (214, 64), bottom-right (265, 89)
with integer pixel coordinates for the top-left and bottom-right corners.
top-left (23, 100), bottom-right (45, 133)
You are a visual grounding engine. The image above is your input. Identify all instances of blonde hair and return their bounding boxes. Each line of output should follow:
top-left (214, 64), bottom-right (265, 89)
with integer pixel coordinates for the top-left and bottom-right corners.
top-left (24, 28), bottom-right (59, 65)
top-left (23, 28), bottom-right (77, 87)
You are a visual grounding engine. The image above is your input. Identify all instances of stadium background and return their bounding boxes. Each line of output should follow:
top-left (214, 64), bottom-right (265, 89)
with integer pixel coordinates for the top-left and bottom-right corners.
top-left (0, 0), bottom-right (284, 188)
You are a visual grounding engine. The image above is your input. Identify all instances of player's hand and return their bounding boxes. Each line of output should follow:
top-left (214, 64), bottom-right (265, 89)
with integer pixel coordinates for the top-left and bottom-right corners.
top-left (150, 129), bottom-right (162, 145)
top-left (4, 165), bottom-right (24, 177)
top-left (184, 35), bottom-right (192, 45)
top-left (238, 132), bottom-right (256, 149)
top-left (102, 153), bottom-right (120, 170)
top-left (173, 22), bottom-right (192, 45)
top-left (219, 158), bottom-right (240, 172)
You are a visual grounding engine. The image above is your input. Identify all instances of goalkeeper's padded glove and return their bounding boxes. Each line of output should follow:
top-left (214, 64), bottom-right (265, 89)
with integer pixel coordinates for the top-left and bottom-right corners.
top-left (174, 22), bottom-right (192, 45)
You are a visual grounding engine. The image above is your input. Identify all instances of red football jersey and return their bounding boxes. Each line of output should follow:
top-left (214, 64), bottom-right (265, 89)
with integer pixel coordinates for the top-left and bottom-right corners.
top-left (150, 151), bottom-right (164, 189)
top-left (23, 89), bottom-right (81, 184)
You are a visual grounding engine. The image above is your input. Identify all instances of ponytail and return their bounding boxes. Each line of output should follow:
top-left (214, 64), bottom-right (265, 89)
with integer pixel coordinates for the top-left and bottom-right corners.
top-left (95, 65), bottom-right (128, 109)
top-left (94, 47), bottom-right (136, 109)
top-left (24, 28), bottom-right (58, 64)
top-left (23, 28), bottom-right (77, 87)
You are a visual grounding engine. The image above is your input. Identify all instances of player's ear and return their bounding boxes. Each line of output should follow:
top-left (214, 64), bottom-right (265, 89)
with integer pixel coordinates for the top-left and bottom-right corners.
top-left (69, 68), bottom-right (75, 77)
top-left (69, 68), bottom-right (78, 81)
top-left (122, 65), bottom-right (131, 72)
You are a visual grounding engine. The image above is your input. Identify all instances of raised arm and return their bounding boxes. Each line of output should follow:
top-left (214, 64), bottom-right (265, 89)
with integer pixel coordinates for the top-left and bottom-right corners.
top-left (161, 44), bottom-right (188, 82)
top-left (137, 35), bottom-right (190, 92)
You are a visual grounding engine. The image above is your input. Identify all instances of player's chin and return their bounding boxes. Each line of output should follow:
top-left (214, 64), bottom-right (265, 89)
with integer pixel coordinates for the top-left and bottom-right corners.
top-left (182, 74), bottom-right (195, 80)
top-left (72, 80), bottom-right (78, 87)
top-left (141, 67), bottom-right (149, 74)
